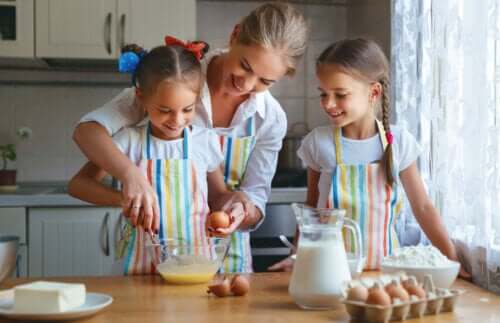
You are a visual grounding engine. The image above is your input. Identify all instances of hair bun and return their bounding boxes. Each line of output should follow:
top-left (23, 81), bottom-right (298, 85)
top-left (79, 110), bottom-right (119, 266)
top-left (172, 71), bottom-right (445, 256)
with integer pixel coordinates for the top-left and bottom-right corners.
top-left (191, 41), bottom-right (210, 59)
top-left (121, 43), bottom-right (145, 55)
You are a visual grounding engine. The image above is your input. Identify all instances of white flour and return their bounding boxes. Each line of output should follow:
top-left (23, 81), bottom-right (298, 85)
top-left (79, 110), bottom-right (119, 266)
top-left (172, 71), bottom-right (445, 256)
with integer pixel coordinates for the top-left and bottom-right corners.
top-left (382, 245), bottom-right (454, 267)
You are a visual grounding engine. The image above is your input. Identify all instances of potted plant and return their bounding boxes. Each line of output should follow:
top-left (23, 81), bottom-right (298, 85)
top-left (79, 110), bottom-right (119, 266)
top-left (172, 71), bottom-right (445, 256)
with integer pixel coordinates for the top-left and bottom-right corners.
top-left (0, 127), bottom-right (32, 189)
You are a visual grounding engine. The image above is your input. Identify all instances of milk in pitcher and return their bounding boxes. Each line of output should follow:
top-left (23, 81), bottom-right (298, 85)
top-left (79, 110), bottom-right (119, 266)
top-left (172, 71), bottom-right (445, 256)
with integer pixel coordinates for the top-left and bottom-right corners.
top-left (289, 237), bottom-right (351, 309)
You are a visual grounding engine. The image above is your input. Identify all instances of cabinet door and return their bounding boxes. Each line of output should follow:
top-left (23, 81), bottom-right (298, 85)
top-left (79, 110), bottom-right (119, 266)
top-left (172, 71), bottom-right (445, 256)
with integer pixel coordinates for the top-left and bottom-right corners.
top-left (117, 0), bottom-right (196, 50)
top-left (0, 0), bottom-right (34, 57)
top-left (35, 0), bottom-right (117, 58)
top-left (29, 207), bottom-right (124, 277)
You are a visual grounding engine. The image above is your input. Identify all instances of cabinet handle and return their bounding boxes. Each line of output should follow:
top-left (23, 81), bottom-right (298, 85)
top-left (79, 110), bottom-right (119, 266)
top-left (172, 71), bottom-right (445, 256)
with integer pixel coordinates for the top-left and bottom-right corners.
top-left (104, 13), bottom-right (112, 55)
top-left (102, 212), bottom-right (110, 256)
top-left (119, 14), bottom-right (126, 49)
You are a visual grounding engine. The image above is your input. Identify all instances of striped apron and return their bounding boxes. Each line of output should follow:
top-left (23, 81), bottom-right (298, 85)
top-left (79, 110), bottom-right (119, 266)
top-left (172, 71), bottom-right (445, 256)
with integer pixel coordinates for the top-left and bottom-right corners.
top-left (123, 124), bottom-right (209, 274)
top-left (327, 120), bottom-right (403, 270)
top-left (218, 117), bottom-right (256, 273)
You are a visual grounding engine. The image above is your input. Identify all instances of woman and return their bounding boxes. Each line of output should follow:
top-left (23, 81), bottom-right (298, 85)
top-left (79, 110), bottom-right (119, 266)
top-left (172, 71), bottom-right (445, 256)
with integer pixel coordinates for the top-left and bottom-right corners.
top-left (73, 2), bottom-right (308, 272)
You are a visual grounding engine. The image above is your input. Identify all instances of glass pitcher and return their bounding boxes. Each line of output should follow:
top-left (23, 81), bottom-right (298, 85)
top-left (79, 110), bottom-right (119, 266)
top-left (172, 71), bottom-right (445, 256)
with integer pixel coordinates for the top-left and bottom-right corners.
top-left (288, 203), bottom-right (363, 310)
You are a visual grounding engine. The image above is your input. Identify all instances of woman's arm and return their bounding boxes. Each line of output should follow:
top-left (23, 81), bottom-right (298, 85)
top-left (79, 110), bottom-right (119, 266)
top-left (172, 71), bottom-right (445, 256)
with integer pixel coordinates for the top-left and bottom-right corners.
top-left (400, 162), bottom-right (470, 277)
top-left (68, 162), bottom-right (122, 207)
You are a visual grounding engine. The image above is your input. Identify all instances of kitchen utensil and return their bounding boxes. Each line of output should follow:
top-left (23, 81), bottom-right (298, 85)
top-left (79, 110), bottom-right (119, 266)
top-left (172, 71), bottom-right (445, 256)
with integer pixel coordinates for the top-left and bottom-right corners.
top-left (147, 237), bottom-right (230, 284)
top-left (0, 236), bottom-right (19, 284)
top-left (288, 203), bottom-right (363, 310)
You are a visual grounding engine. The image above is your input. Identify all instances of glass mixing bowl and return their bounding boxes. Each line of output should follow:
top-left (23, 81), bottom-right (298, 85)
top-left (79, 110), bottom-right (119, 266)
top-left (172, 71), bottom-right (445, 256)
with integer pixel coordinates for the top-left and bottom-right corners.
top-left (147, 237), bottom-right (230, 284)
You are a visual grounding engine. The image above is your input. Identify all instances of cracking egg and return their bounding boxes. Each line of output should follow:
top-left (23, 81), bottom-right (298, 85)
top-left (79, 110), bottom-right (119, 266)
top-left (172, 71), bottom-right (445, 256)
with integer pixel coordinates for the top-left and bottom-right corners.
top-left (209, 211), bottom-right (231, 229)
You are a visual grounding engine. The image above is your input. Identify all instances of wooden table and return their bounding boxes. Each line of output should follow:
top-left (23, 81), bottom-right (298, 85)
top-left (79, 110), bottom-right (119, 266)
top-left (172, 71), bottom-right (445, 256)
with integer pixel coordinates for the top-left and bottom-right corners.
top-left (0, 273), bottom-right (499, 322)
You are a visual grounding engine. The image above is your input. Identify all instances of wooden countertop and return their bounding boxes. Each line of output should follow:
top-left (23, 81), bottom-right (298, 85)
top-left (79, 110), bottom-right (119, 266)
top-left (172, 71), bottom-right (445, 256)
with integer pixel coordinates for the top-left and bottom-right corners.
top-left (0, 273), bottom-right (498, 322)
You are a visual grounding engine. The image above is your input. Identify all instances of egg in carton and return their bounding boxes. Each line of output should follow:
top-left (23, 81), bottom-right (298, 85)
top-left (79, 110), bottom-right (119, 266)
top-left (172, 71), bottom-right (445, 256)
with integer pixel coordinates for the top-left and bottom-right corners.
top-left (341, 272), bottom-right (464, 322)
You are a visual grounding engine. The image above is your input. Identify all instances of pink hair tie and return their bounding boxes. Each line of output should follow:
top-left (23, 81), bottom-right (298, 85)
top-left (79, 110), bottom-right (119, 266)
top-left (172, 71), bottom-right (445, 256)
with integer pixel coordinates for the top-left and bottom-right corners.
top-left (386, 132), bottom-right (394, 145)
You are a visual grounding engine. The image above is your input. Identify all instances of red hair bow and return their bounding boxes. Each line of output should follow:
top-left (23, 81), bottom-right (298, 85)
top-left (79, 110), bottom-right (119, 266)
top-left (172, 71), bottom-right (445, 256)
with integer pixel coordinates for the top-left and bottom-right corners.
top-left (164, 36), bottom-right (205, 61)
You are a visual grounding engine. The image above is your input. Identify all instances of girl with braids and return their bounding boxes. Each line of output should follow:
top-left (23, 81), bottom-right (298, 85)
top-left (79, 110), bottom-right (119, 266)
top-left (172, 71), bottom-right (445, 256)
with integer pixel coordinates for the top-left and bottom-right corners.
top-left (270, 38), bottom-right (469, 277)
top-left (68, 41), bottom-right (246, 274)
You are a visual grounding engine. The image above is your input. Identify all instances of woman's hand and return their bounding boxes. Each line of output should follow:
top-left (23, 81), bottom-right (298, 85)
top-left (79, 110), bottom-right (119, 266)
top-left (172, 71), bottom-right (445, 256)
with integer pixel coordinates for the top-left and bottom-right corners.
top-left (121, 166), bottom-right (160, 233)
top-left (268, 255), bottom-right (295, 272)
top-left (209, 202), bottom-right (246, 236)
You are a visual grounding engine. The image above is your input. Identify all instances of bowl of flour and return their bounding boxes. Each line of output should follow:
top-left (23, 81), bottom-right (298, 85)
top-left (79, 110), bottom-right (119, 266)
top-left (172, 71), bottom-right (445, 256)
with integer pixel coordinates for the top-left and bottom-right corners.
top-left (381, 245), bottom-right (460, 288)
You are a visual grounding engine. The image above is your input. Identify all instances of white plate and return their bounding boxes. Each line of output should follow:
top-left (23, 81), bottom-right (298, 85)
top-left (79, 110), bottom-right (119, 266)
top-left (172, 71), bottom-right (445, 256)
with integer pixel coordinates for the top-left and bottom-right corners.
top-left (0, 290), bottom-right (113, 321)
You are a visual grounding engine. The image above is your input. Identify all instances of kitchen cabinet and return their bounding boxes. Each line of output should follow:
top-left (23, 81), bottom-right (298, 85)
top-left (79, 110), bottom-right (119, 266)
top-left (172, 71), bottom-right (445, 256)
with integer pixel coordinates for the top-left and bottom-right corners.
top-left (28, 207), bottom-right (124, 277)
top-left (35, 0), bottom-right (196, 59)
top-left (0, 0), bottom-right (34, 58)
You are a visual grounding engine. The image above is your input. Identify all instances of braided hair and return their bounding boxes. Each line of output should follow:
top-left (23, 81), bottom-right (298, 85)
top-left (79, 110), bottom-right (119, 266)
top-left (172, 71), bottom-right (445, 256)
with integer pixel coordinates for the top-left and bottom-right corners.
top-left (317, 38), bottom-right (394, 186)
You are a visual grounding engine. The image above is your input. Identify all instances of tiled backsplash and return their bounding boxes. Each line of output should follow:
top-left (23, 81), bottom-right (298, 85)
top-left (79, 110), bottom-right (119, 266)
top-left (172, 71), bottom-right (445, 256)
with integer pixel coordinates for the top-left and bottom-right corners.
top-left (0, 0), bottom-right (388, 182)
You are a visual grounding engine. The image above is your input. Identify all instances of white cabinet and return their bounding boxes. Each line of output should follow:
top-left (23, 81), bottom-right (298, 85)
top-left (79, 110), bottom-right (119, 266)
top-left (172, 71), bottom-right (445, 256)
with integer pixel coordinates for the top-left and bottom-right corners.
top-left (0, 0), bottom-right (34, 58)
top-left (28, 207), bottom-right (125, 277)
top-left (36, 0), bottom-right (196, 59)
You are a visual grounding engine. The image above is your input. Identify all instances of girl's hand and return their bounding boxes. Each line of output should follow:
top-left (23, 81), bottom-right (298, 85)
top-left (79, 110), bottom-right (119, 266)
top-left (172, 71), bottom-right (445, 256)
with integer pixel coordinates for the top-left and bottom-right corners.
top-left (459, 266), bottom-right (472, 280)
top-left (121, 167), bottom-right (160, 232)
top-left (268, 255), bottom-right (295, 272)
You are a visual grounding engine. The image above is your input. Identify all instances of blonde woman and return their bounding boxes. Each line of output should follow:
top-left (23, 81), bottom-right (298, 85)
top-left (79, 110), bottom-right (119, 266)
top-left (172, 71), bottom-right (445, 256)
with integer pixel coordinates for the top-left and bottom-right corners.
top-left (73, 2), bottom-right (308, 273)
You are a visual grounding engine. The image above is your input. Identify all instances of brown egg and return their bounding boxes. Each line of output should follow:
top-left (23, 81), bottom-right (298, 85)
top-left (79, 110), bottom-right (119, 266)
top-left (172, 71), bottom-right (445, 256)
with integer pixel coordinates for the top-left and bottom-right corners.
top-left (366, 282), bottom-right (392, 306)
top-left (209, 211), bottom-right (230, 229)
top-left (230, 275), bottom-right (250, 296)
top-left (404, 277), bottom-right (426, 300)
top-left (207, 278), bottom-right (231, 297)
top-left (347, 285), bottom-right (369, 302)
top-left (385, 279), bottom-right (409, 302)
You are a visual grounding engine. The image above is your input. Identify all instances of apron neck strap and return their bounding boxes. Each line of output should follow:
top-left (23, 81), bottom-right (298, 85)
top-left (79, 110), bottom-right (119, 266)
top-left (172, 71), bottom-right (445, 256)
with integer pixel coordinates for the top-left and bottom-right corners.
top-left (246, 116), bottom-right (255, 136)
top-left (333, 119), bottom-right (389, 165)
top-left (142, 122), bottom-right (190, 160)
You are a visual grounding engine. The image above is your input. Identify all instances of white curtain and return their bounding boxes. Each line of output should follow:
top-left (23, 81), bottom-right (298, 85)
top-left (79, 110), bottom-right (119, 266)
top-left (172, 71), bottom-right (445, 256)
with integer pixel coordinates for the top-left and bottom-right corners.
top-left (392, 0), bottom-right (500, 293)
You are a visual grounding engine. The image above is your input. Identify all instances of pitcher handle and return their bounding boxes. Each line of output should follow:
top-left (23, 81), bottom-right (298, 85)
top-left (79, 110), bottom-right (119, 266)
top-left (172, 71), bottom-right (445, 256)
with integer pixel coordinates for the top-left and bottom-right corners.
top-left (343, 218), bottom-right (364, 273)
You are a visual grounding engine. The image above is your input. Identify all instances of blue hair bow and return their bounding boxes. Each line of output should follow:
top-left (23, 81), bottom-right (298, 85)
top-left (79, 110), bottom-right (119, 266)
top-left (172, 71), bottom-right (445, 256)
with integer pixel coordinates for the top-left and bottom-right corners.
top-left (118, 51), bottom-right (146, 74)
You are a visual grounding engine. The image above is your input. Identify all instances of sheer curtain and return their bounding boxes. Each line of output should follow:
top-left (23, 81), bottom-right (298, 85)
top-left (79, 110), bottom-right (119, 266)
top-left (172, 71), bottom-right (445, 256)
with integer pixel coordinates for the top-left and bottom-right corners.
top-left (392, 0), bottom-right (500, 293)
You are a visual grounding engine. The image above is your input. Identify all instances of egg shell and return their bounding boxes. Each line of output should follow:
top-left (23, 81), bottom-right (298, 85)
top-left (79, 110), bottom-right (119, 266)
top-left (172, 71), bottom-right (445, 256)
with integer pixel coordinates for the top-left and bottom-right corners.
top-left (347, 285), bottom-right (369, 302)
top-left (207, 278), bottom-right (231, 297)
top-left (230, 275), bottom-right (250, 296)
top-left (385, 280), bottom-right (410, 302)
top-left (366, 283), bottom-right (392, 306)
top-left (209, 211), bottom-right (231, 229)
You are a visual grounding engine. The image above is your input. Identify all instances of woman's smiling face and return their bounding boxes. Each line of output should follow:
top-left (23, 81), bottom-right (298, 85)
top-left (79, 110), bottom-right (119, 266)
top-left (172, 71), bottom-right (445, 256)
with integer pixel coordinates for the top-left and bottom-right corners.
top-left (220, 42), bottom-right (289, 96)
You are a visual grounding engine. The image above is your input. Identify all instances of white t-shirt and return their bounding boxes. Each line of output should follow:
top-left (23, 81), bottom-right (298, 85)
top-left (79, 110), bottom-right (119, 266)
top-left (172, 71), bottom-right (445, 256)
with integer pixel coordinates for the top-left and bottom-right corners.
top-left (113, 123), bottom-right (224, 200)
top-left (79, 48), bottom-right (287, 217)
top-left (298, 125), bottom-right (422, 208)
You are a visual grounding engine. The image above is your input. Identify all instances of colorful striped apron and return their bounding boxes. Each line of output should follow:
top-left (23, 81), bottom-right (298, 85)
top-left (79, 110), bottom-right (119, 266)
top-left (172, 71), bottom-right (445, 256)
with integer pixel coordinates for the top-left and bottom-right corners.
top-left (218, 117), bottom-right (256, 273)
top-left (123, 124), bottom-right (209, 274)
top-left (327, 120), bottom-right (403, 270)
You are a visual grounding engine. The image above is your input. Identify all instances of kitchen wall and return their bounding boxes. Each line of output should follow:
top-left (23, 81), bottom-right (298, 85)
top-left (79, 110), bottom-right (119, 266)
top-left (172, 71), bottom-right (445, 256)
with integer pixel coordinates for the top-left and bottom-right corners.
top-left (0, 1), bottom-right (389, 182)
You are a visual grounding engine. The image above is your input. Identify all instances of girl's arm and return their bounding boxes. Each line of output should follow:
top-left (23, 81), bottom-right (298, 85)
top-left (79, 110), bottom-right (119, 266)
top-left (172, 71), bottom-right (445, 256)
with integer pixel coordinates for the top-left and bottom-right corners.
top-left (268, 167), bottom-right (320, 272)
top-left (400, 162), bottom-right (470, 277)
top-left (68, 161), bottom-right (122, 207)
top-left (306, 167), bottom-right (320, 207)
top-left (73, 122), bottom-right (159, 231)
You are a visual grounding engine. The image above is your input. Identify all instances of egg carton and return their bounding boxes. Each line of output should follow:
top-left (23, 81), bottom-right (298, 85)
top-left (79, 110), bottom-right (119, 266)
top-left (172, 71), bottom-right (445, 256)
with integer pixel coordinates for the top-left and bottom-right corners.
top-left (341, 273), bottom-right (465, 323)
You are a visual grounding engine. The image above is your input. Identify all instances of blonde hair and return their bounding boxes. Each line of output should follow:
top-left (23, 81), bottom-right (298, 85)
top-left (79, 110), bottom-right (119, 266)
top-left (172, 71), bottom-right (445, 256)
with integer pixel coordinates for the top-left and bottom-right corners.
top-left (235, 1), bottom-right (308, 76)
top-left (317, 38), bottom-right (395, 186)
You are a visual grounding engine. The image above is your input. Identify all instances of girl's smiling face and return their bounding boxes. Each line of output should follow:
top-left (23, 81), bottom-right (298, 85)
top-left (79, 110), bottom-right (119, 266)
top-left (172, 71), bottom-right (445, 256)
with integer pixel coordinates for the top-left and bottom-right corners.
top-left (317, 64), bottom-right (378, 129)
top-left (138, 82), bottom-right (197, 140)
top-left (220, 42), bottom-right (289, 96)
